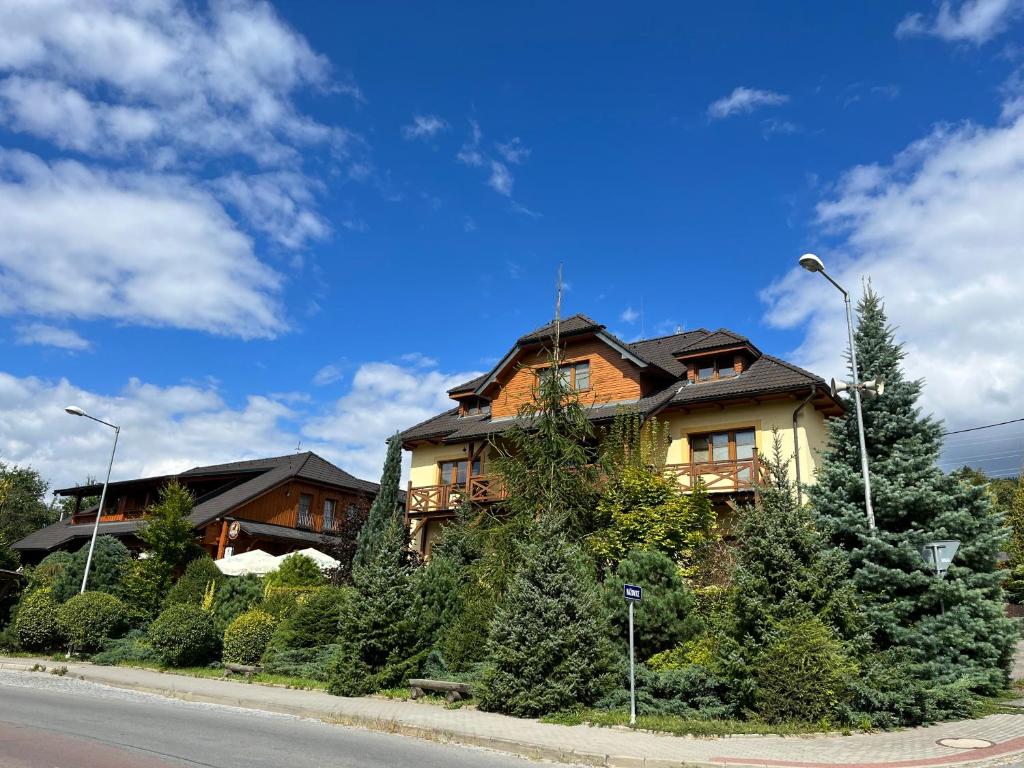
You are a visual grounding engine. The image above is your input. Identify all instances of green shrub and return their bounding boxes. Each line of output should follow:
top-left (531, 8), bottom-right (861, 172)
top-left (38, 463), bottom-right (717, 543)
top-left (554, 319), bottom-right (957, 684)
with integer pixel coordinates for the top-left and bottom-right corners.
top-left (51, 537), bottom-right (132, 603)
top-left (223, 609), bottom-right (277, 665)
top-left (267, 586), bottom-right (350, 653)
top-left (209, 574), bottom-right (264, 630)
top-left (27, 551), bottom-right (73, 592)
top-left (165, 556), bottom-right (223, 607)
top-left (118, 557), bottom-right (172, 624)
top-left (265, 553), bottom-right (324, 588)
top-left (16, 589), bottom-right (62, 650)
top-left (754, 615), bottom-right (858, 724)
top-left (148, 604), bottom-right (220, 667)
top-left (602, 549), bottom-right (700, 662)
top-left (262, 644), bottom-right (341, 681)
top-left (57, 591), bottom-right (128, 653)
top-left (596, 660), bottom-right (735, 719)
top-left (259, 586), bottom-right (319, 620)
top-left (92, 629), bottom-right (162, 666)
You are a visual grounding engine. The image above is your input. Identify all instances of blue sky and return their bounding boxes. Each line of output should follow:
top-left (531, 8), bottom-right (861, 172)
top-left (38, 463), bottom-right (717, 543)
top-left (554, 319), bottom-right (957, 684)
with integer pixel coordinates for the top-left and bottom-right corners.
top-left (1, 0), bottom-right (1023, 487)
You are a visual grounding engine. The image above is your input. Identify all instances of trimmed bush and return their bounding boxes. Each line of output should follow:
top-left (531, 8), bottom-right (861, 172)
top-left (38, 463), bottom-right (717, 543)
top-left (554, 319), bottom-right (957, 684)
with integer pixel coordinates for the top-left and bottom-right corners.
top-left (754, 615), bottom-right (858, 725)
top-left (16, 589), bottom-right (62, 650)
top-left (118, 557), bottom-right (172, 625)
top-left (148, 604), bottom-right (220, 667)
top-left (165, 556), bottom-right (223, 607)
top-left (92, 629), bottom-right (162, 666)
top-left (27, 550), bottom-right (73, 593)
top-left (223, 609), bottom-right (277, 665)
top-left (597, 660), bottom-right (735, 719)
top-left (265, 553), bottom-right (324, 588)
top-left (57, 591), bottom-right (128, 653)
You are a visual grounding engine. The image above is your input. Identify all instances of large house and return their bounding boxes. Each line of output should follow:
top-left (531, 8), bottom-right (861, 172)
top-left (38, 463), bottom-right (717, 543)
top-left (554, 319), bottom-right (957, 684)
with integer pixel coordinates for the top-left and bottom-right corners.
top-left (400, 314), bottom-right (843, 555)
top-left (14, 452), bottom-right (386, 564)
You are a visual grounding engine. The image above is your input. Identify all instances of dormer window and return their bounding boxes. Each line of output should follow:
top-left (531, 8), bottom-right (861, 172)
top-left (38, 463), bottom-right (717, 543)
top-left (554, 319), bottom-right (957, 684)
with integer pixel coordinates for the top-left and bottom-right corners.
top-left (459, 396), bottom-right (489, 416)
top-left (691, 356), bottom-right (741, 382)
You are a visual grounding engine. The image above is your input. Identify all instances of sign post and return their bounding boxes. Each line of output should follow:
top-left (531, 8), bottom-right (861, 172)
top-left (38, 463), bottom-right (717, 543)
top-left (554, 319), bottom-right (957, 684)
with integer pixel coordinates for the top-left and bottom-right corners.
top-left (623, 584), bottom-right (642, 726)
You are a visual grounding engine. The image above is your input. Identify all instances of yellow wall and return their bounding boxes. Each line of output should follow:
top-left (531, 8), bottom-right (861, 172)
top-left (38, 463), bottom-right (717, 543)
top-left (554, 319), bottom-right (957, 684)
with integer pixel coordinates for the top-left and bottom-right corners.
top-left (408, 441), bottom-right (492, 488)
top-left (662, 397), bottom-right (830, 488)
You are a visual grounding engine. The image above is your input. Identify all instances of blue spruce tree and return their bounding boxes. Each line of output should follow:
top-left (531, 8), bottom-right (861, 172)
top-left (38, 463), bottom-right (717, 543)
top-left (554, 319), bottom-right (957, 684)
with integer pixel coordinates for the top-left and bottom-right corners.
top-left (812, 286), bottom-right (1016, 708)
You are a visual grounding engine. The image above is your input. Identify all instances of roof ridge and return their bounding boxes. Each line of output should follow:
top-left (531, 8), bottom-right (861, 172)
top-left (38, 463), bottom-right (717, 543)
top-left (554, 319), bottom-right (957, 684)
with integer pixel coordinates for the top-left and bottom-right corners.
top-left (630, 327), bottom-right (709, 345)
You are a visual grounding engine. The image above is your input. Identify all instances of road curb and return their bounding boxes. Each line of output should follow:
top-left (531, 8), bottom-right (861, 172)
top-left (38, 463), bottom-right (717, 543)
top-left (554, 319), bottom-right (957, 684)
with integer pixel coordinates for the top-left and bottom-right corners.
top-left (3, 663), bottom-right (1021, 768)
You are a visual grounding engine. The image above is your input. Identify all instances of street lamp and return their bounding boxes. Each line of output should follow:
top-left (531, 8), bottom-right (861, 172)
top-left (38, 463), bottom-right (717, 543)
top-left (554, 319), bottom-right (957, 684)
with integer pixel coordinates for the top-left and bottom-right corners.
top-left (65, 405), bottom-right (120, 593)
top-left (799, 253), bottom-right (876, 530)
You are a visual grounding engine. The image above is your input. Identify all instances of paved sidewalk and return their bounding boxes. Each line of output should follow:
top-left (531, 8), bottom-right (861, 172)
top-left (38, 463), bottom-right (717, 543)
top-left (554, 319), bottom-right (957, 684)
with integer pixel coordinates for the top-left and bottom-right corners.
top-left (2, 657), bottom-right (1023, 768)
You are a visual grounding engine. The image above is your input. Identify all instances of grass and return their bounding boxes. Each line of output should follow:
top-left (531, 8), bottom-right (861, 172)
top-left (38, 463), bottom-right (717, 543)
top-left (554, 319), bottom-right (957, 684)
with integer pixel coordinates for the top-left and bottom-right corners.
top-left (375, 685), bottom-right (474, 709)
top-left (542, 708), bottom-right (842, 737)
top-left (106, 660), bottom-right (328, 690)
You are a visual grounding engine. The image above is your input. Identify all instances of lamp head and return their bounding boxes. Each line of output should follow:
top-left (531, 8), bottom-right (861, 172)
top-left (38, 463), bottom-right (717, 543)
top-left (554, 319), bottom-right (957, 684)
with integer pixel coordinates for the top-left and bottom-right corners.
top-left (64, 405), bottom-right (87, 417)
top-left (799, 253), bottom-right (825, 273)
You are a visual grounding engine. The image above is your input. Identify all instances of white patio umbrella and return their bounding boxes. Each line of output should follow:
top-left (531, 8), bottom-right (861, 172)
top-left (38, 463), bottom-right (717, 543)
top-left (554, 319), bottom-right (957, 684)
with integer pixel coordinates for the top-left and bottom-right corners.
top-left (282, 547), bottom-right (340, 571)
top-left (215, 549), bottom-right (280, 576)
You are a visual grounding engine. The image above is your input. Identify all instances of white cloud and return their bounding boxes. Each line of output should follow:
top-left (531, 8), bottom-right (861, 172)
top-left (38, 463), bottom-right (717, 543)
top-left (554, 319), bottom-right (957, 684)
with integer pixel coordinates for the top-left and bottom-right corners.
top-left (496, 137), bottom-right (530, 164)
top-left (708, 86), bottom-right (789, 120)
top-left (896, 0), bottom-right (1023, 43)
top-left (620, 307), bottom-right (640, 324)
top-left (762, 112), bottom-right (1024, 433)
top-left (488, 160), bottom-right (513, 196)
top-left (0, 149), bottom-right (285, 339)
top-left (312, 364), bottom-right (344, 387)
top-left (0, 0), bottom-right (360, 339)
top-left (456, 119), bottom-right (485, 167)
top-left (15, 323), bottom-right (91, 351)
top-left (402, 114), bottom-right (448, 140)
top-left (304, 362), bottom-right (482, 480)
top-left (0, 359), bottom-right (483, 493)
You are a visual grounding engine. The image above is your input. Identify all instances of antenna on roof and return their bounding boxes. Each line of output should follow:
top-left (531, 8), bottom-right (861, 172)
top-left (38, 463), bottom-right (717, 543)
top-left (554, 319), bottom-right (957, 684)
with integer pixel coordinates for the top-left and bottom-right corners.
top-left (553, 263), bottom-right (563, 365)
top-left (294, 441), bottom-right (302, 453)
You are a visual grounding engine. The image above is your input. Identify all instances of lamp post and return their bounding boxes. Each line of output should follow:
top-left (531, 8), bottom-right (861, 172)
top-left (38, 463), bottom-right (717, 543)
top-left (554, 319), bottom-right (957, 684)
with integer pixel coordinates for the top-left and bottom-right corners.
top-left (65, 406), bottom-right (120, 593)
top-left (798, 253), bottom-right (876, 530)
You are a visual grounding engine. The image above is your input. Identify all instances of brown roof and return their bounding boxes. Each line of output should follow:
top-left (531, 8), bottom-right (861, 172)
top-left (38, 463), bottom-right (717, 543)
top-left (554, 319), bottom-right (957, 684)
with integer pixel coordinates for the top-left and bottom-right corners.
top-left (402, 320), bottom-right (835, 447)
top-left (17, 452), bottom-right (382, 553)
top-left (516, 313), bottom-right (603, 345)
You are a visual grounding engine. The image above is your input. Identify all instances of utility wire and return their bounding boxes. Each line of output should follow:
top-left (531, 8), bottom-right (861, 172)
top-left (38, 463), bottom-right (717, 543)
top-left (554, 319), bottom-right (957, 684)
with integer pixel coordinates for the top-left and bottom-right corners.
top-left (943, 417), bottom-right (1024, 436)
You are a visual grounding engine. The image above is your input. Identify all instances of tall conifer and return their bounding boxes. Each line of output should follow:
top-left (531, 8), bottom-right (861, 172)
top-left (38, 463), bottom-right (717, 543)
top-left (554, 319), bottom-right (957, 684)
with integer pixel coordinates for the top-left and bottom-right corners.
top-left (812, 287), bottom-right (1015, 694)
top-left (353, 433), bottom-right (404, 570)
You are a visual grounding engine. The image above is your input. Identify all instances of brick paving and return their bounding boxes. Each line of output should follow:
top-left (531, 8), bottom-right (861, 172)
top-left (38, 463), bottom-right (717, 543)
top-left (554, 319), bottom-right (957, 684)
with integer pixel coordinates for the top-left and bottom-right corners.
top-left (2, 657), bottom-right (1023, 768)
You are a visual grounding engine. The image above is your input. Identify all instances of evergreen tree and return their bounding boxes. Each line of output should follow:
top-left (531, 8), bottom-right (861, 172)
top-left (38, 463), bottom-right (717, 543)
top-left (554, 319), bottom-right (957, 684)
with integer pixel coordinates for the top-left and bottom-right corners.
top-left (353, 434), bottom-right (403, 571)
top-left (479, 534), bottom-right (616, 717)
top-left (812, 287), bottom-right (1016, 696)
top-left (490, 340), bottom-right (601, 537)
top-left (51, 535), bottom-right (132, 603)
top-left (1001, 476), bottom-right (1024, 602)
top-left (138, 481), bottom-right (202, 572)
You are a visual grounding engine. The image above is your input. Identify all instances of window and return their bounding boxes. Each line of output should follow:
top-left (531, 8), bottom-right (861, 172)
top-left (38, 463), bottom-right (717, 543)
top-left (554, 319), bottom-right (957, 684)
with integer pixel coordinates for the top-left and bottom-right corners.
top-left (693, 357), bottom-right (739, 382)
top-left (322, 499), bottom-right (337, 531)
top-left (690, 428), bottom-right (756, 465)
top-left (439, 458), bottom-right (482, 485)
top-left (697, 363), bottom-right (715, 381)
top-left (538, 360), bottom-right (590, 391)
top-left (297, 493), bottom-right (314, 529)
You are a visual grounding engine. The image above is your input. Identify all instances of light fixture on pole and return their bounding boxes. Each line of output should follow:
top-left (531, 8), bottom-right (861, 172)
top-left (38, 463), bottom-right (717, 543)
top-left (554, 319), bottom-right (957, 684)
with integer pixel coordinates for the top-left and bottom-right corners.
top-left (799, 253), bottom-right (876, 530)
top-left (920, 540), bottom-right (960, 615)
top-left (64, 405), bottom-right (120, 594)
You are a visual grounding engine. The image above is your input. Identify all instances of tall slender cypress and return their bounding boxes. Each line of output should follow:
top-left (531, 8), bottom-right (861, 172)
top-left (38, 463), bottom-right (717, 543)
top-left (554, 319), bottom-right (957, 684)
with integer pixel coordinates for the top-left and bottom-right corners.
top-left (353, 434), bottom-right (404, 570)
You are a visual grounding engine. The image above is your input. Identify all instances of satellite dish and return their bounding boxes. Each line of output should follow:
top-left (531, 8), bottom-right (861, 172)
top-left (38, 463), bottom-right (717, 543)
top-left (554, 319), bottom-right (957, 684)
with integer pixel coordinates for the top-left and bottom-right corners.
top-left (920, 540), bottom-right (960, 578)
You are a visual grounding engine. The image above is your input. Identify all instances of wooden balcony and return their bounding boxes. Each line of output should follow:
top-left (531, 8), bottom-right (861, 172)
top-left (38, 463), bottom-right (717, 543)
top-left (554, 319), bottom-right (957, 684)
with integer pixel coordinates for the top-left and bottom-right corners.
top-left (406, 458), bottom-right (763, 518)
top-left (406, 476), bottom-right (507, 517)
top-left (663, 456), bottom-right (765, 493)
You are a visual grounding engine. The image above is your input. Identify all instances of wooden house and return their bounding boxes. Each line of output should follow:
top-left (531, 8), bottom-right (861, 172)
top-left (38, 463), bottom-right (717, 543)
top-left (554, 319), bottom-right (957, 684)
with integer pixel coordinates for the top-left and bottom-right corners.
top-left (400, 314), bottom-right (843, 556)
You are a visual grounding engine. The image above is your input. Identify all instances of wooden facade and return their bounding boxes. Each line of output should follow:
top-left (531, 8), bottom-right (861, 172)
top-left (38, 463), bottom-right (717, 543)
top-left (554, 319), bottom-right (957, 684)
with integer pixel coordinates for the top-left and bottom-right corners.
top-left (487, 338), bottom-right (645, 418)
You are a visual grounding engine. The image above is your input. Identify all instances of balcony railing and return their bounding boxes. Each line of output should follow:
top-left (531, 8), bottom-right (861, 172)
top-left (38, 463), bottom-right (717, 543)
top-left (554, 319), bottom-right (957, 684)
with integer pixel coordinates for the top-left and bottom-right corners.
top-left (663, 456), bottom-right (764, 493)
top-left (406, 476), bottom-right (507, 517)
top-left (406, 459), bottom-right (763, 517)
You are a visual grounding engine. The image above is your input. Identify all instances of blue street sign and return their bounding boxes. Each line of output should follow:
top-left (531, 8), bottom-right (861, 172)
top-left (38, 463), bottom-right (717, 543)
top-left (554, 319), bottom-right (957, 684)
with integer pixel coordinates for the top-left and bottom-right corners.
top-left (624, 584), bottom-right (642, 601)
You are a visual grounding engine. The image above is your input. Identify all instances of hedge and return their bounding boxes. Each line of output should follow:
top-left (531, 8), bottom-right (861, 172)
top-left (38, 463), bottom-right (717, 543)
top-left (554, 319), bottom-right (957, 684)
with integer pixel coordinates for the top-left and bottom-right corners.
top-left (223, 609), bottom-right (277, 665)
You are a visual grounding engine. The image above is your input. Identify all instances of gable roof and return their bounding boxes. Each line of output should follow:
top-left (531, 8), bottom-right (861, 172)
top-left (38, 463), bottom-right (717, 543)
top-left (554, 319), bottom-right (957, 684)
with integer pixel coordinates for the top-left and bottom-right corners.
top-left (18, 452), bottom-right (381, 553)
top-left (516, 313), bottom-right (604, 345)
top-left (401, 319), bottom-right (837, 447)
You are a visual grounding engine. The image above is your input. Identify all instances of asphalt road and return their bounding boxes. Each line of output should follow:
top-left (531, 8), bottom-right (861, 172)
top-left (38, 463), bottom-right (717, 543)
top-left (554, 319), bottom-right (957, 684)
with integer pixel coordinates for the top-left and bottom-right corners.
top-left (0, 670), bottom-right (557, 768)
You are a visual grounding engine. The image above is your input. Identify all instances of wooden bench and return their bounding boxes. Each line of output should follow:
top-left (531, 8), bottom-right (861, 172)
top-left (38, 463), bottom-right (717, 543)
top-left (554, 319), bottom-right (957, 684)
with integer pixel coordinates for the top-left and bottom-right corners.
top-left (408, 678), bottom-right (472, 703)
top-left (223, 662), bottom-right (262, 679)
